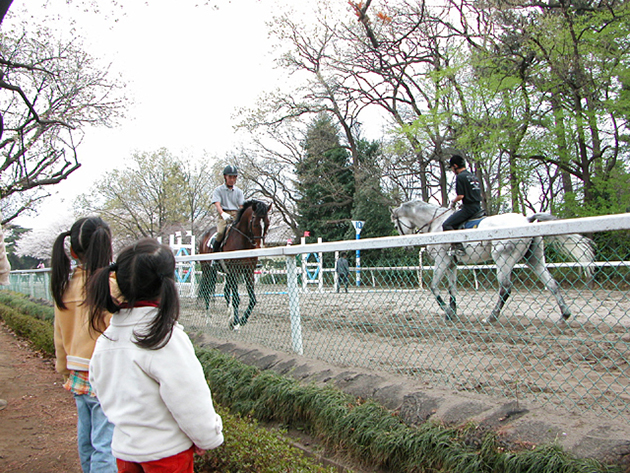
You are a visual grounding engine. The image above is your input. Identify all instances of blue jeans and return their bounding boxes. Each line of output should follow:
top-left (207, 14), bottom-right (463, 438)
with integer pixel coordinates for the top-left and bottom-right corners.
top-left (74, 393), bottom-right (117, 473)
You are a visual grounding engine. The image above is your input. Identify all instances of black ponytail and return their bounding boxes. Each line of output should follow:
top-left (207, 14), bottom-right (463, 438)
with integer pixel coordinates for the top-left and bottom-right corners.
top-left (106, 238), bottom-right (179, 350)
top-left (87, 264), bottom-right (120, 334)
top-left (50, 217), bottom-right (112, 310)
top-left (133, 272), bottom-right (179, 350)
top-left (50, 231), bottom-right (72, 309)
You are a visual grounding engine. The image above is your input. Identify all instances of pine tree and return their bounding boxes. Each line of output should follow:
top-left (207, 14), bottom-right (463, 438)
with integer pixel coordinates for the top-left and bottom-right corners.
top-left (296, 114), bottom-right (354, 242)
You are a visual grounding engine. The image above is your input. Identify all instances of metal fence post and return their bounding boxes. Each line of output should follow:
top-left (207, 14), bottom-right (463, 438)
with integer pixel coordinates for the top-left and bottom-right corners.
top-left (286, 255), bottom-right (303, 355)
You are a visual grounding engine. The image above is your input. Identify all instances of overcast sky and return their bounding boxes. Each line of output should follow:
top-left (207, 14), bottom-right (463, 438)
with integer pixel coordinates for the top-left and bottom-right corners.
top-left (8, 0), bottom-right (302, 230)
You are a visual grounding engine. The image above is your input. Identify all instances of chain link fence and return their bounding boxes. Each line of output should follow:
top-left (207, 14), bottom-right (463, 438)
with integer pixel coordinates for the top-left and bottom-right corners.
top-left (179, 214), bottom-right (630, 420)
top-left (4, 214), bottom-right (629, 420)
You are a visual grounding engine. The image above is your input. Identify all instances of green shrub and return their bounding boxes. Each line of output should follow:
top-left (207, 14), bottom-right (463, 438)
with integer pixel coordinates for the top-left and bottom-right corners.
top-left (196, 405), bottom-right (337, 472)
top-left (0, 290), bottom-right (54, 322)
top-left (0, 303), bottom-right (55, 356)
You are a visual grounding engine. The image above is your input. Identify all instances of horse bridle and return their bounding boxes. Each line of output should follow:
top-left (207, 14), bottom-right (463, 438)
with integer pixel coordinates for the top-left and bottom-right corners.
top-left (229, 211), bottom-right (267, 247)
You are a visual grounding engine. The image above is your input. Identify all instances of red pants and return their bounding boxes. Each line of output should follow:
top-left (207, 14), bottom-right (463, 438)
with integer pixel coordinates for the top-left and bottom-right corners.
top-left (116, 446), bottom-right (194, 473)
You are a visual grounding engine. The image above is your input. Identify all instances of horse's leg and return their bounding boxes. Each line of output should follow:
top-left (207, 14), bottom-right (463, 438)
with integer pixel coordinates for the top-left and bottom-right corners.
top-left (525, 236), bottom-right (571, 321)
top-left (224, 273), bottom-right (234, 324)
top-left (197, 263), bottom-right (210, 310)
top-left (229, 274), bottom-right (241, 327)
top-left (241, 269), bottom-right (257, 326)
top-left (208, 265), bottom-right (218, 306)
top-left (484, 240), bottom-right (525, 323)
top-left (430, 249), bottom-right (457, 321)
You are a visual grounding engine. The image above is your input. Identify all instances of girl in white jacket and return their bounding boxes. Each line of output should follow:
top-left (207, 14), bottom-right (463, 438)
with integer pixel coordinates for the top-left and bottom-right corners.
top-left (87, 238), bottom-right (224, 472)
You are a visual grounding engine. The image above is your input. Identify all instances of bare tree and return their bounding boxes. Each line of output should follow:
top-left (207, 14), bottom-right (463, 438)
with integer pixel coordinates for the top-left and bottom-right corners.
top-left (0, 16), bottom-right (126, 224)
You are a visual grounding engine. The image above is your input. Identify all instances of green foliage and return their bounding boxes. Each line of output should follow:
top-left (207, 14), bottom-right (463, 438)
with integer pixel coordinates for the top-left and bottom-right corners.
top-left (0, 290), bottom-right (54, 322)
top-left (352, 139), bottom-right (396, 239)
top-left (296, 114), bottom-right (355, 242)
top-left (4, 224), bottom-right (44, 269)
top-left (196, 406), bottom-right (337, 473)
top-left (0, 301), bottom-right (55, 356)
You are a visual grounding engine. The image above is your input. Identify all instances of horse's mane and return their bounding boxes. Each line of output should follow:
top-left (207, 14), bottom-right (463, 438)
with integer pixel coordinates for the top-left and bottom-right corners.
top-left (234, 199), bottom-right (269, 224)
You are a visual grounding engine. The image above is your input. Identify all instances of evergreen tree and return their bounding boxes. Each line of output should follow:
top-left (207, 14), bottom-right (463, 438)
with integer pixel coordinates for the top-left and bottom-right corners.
top-left (296, 114), bottom-right (354, 242)
top-left (352, 139), bottom-right (395, 239)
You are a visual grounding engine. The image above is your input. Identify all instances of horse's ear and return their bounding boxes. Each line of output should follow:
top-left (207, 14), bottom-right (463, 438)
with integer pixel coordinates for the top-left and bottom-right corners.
top-left (267, 202), bottom-right (273, 211)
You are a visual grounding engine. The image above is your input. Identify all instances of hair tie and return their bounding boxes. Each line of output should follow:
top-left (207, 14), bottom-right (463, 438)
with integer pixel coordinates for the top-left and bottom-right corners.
top-left (109, 262), bottom-right (118, 272)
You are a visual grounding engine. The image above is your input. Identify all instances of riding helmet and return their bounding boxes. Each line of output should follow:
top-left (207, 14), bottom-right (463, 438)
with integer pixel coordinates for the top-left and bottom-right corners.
top-left (223, 165), bottom-right (238, 176)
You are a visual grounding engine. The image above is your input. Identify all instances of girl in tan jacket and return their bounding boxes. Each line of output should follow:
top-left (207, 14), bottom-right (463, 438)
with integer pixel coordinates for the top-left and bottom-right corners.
top-left (51, 217), bottom-right (116, 473)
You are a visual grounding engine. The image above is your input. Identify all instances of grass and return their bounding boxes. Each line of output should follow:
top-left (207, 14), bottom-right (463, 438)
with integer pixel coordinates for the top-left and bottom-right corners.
top-left (0, 289), bottom-right (622, 473)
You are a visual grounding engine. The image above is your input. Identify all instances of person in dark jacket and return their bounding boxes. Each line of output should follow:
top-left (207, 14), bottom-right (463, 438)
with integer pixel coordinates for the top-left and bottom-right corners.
top-left (336, 252), bottom-right (350, 293)
top-left (442, 155), bottom-right (483, 256)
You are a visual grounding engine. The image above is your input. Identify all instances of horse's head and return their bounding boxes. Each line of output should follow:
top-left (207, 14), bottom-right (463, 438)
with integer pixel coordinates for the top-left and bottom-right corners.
top-left (234, 200), bottom-right (272, 248)
top-left (391, 204), bottom-right (417, 235)
top-left (392, 200), bottom-right (442, 235)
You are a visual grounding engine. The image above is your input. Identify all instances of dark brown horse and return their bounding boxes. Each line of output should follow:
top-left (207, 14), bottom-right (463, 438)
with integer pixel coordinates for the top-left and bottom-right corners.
top-left (198, 199), bottom-right (271, 329)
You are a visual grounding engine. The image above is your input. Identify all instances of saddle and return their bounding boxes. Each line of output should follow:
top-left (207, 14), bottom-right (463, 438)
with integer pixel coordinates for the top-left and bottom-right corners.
top-left (455, 208), bottom-right (487, 230)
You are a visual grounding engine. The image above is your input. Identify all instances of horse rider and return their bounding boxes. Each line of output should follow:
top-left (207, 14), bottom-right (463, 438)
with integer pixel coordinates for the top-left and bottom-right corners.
top-left (211, 165), bottom-right (244, 253)
top-left (442, 155), bottom-right (484, 256)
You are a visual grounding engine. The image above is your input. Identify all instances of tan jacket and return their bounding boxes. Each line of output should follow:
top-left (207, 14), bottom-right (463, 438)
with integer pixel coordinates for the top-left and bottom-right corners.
top-left (53, 267), bottom-right (113, 378)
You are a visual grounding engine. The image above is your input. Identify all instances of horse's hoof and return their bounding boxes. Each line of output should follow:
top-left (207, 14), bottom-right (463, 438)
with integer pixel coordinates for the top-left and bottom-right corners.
top-left (482, 317), bottom-right (496, 324)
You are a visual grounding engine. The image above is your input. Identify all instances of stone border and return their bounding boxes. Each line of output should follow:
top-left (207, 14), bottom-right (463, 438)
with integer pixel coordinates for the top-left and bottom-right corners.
top-left (193, 333), bottom-right (630, 469)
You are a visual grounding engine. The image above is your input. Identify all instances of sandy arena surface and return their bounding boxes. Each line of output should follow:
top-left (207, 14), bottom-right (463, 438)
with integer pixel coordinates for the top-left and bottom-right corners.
top-left (180, 281), bottom-right (630, 420)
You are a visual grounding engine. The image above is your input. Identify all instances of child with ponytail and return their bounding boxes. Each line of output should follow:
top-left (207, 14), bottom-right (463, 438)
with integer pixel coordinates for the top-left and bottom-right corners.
top-left (87, 238), bottom-right (224, 472)
top-left (50, 216), bottom-right (116, 473)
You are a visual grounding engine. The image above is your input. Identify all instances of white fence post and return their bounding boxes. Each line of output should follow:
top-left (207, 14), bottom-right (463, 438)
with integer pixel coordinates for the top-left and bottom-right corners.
top-left (286, 255), bottom-right (303, 355)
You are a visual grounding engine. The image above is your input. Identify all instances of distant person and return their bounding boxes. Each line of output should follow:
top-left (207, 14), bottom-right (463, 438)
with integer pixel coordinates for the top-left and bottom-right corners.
top-left (211, 164), bottom-right (244, 253)
top-left (87, 238), bottom-right (224, 472)
top-left (336, 252), bottom-right (350, 293)
top-left (442, 155), bottom-right (483, 256)
top-left (50, 217), bottom-right (117, 473)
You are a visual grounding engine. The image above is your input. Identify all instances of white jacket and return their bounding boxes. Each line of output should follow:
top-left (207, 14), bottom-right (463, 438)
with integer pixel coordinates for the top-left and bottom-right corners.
top-left (89, 307), bottom-right (223, 462)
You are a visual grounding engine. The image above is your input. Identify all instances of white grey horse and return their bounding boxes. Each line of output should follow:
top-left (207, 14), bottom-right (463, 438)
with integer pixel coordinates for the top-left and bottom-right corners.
top-left (391, 200), bottom-right (595, 323)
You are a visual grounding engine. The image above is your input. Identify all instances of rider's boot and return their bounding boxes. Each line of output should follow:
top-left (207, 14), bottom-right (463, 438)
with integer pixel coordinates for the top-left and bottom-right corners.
top-left (211, 239), bottom-right (221, 266)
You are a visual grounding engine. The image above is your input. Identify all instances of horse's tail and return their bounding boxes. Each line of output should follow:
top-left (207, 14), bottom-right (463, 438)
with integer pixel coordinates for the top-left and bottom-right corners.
top-left (528, 213), bottom-right (596, 280)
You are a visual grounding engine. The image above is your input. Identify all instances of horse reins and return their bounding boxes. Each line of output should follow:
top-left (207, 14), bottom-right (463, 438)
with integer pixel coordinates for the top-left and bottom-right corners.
top-left (228, 212), bottom-right (267, 247)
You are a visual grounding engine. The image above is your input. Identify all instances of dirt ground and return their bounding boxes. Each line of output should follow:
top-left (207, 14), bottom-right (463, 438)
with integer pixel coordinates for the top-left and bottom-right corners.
top-left (0, 322), bottom-right (82, 473)
top-left (186, 284), bottom-right (630, 419)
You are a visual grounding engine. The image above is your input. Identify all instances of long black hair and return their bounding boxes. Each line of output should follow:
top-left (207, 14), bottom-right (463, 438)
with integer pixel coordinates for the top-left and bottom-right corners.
top-left (87, 238), bottom-right (179, 350)
top-left (50, 217), bottom-right (113, 310)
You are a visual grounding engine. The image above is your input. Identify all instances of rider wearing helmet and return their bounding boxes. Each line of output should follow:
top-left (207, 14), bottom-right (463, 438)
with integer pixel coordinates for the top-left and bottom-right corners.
top-left (211, 165), bottom-right (245, 252)
top-left (442, 155), bottom-right (484, 256)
